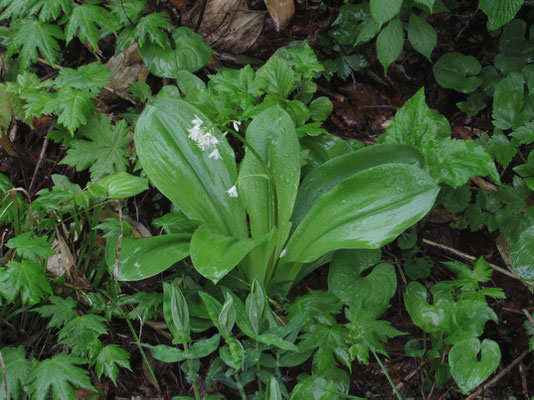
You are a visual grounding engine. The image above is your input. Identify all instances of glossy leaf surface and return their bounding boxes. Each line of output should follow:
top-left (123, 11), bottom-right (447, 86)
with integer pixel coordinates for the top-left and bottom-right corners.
top-left (510, 224), bottom-right (534, 280)
top-left (433, 52), bottom-right (482, 93)
top-left (163, 283), bottom-right (190, 344)
top-left (87, 172), bottom-right (147, 199)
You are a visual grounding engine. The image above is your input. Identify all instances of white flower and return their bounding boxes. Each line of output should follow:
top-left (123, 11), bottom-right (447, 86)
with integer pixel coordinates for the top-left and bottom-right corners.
top-left (209, 148), bottom-right (222, 160)
top-left (279, 249), bottom-right (287, 258)
top-left (226, 185), bottom-right (238, 198)
top-left (197, 131), bottom-right (220, 150)
top-left (232, 121), bottom-right (241, 131)
top-left (187, 125), bottom-right (203, 142)
top-left (192, 115), bottom-right (203, 127)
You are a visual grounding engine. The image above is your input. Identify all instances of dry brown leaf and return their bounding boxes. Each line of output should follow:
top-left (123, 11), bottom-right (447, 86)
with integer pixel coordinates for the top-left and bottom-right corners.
top-left (184, 0), bottom-right (265, 54)
top-left (264, 0), bottom-right (295, 31)
top-left (47, 228), bottom-right (76, 277)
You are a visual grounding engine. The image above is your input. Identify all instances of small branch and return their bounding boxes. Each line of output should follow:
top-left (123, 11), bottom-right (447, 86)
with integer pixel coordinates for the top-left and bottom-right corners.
top-left (472, 176), bottom-right (499, 191)
top-left (522, 308), bottom-right (534, 326)
top-left (28, 137), bottom-right (49, 196)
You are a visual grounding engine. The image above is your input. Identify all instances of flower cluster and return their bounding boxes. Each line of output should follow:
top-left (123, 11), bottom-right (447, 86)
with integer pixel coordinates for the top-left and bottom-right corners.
top-left (188, 115), bottom-right (222, 160)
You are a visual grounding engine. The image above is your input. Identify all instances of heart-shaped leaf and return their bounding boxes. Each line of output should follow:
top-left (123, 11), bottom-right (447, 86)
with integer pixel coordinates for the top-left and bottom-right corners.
top-left (449, 338), bottom-right (501, 393)
top-left (433, 52), bottom-right (482, 93)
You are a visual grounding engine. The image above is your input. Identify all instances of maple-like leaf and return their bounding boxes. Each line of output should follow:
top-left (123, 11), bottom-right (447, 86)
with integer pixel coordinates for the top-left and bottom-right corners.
top-left (46, 88), bottom-right (97, 133)
top-left (108, 0), bottom-right (147, 25)
top-left (0, 260), bottom-right (52, 305)
top-left (0, 346), bottom-right (33, 400)
top-left (6, 232), bottom-right (56, 262)
top-left (58, 314), bottom-right (107, 358)
top-left (5, 17), bottom-right (64, 69)
top-left (53, 62), bottom-right (113, 92)
top-left (34, 296), bottom-right (78, 328)
top-left (60, 115), bottom-right (130, 179)
top-left (65, 4), bottom-right (120, 51)
top-left (135, 13), bottom-right (172, 48)
top-left (26, 353), bottom-right (95, 400)
top-left (0, 0), bottom-right (38, 20)
top-left (29, 0), bottom-right (73, 22)
top-left (95, 345), bottom-right (132, 385)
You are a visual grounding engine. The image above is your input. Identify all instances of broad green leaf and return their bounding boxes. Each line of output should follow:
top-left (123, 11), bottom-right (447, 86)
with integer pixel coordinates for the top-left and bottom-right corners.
top-left (190, 224), bottom-right (271, 284)
top-left (376, 17), bottom-right (404, 73)
top-left (47, 88), bottom-right (98, 134)
top-left (300, 134), bottom-right (357, 175)
top-left (329, 256), bottom-right (396, 319)
top-left (144, 343), bottom-right (185, 362)
top-left (58, 314), bottom-right (107, 358)
top-left (282, 164), bottom-right (438, 265)
top-left (139, 27), bottom-right (212, 77)
top-left (404, 281), bottom-right (449, 333)
top-left (407, 13), bottom-right (437, 60)
top-left (285, 99), bottom-right (309, 126)
top-left (433, 52), bottom-right (482, 93)
top-left (87, 172), bottom-right (148, 199)
top-left (510, 225), bottom-right (534, 280)
top-left (0, 260), bottom-right (52, 305)
top-left (34, 296), bottom-right (77, 328)
top-left (404, 339), bottom-right (425, 357)
top-left (53, 62), bottom-right (113, 92)
top-left (255, 58), bottom-right (295, 98)
top-left (290, 370), bottom-right (352, 399)
top-left (5, 17), bottom-right (63, 69)
top-left (198, 291), bottom-right (223, 330)
top-left (107, 233), bottom-right (191, 281)
top-left (95, 345), bottom-right (131, 386)
top-left (479, 0), bottom-right (523, 30)
top-left (300, 324), bottom-right (352, 373)
top-left (108, 0), bottom-right (147, 25)
top-left (239, 106), bottom-right (300, 279)
top-left (163, 283), bottom-right (190, 344)
top-left (6, 232), bottom-right (55, 262)
top-left (449, 338), bottom-right (501, 393)
top-left (308, 96), bottom-right (333, 122)
top-left (330, 3), bottom-right (372, 46)
top-left (189, 334), bottom-right (221, 358)
top-left (65, 4), bottom-right (119, 51)
top-left (370, 0), bottom-right (402, 23)
top-left (135, 98), bottom-right (247, 238)
top-left (0, 346), bottom-right (33, 400)
top-left (129, 81), bottom-right (152, 101)
top-left (445, 300), bottom-right (498, 344)
top-left (292, 144), bottom-right (426, 227)
top-left (60, 114), bottom-right (129, 176)
top-left (26, 353), bottom-right (94, 400)
top-left (492, 72), bottom-right (527, 130)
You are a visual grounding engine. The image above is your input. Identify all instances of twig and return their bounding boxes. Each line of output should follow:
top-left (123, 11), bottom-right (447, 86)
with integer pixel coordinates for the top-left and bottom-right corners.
top-left (465, 349), bottom-right (530, 400)
top-left (194, 0), bottom-right (208, 33)
top-left (519, 361), bottom-right (529, 400)
top-left (113, 200), bottom-right (124, 280)
top-left (471, 176), bottom-right (499, 191)
top-left (316, 84), bottom-right (346, 103)
top-left (28, 137), bottom-right (49, 196)
top-left (522, 308), bottom-right (534, 326)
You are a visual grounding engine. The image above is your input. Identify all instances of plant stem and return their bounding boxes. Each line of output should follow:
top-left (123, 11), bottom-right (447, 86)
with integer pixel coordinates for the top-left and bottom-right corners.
top-left (183, 342), bottom-right (201, 400)
top-left (235, 374), bottom-right (248, 400)
top-left (368, 340), bottom-right (403, 400)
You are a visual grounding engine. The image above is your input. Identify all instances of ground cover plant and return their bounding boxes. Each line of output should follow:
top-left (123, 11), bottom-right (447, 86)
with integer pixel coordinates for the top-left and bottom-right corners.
top-left (0, 0), bottom-right (533, 398)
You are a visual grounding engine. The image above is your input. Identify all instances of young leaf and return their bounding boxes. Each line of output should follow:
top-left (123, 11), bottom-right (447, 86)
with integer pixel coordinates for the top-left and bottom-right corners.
top-left (58, 314), bottom-right (107, 358)
top-left (95, 345), bottom-right (132, 386)
top-left (6, 232), bottom-right (56, 262)
top-left (0, 346), bottom-right (33, 400)
top-left (299, 324), bottom-right (352, 373)
top-left (163, 283), bottom-right (190, 344)
top-left (218, 297), bottom-right (236, 338)
top-left (370, 0), bottom-right (402, 23)
top-left (246, 280), bottom-right (267, 335)
top-left (65, 4), bottom-right (119, 51)
top-left (0, 260), bottom-right (52, 305)
top-left (60, 115), bottom-right (130, 178)
top-left (34, 296), bottom-right (78, 328)
top-left (407, 13), bottom-right (437, 60)
top-left (26, 353), bottom-right (95, 400)
top-left (5, 17), bottom-right (64, 69)
top-left (376, 17), bottom-right (404, 74)
top-left (271, 40), bottom-right (325, 81)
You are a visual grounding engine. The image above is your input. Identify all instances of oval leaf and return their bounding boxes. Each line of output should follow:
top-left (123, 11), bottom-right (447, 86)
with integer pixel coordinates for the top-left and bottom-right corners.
top-left (433, 52), bottom-right (482, 93)
top-left (87, 172), bottom-right (148, 199)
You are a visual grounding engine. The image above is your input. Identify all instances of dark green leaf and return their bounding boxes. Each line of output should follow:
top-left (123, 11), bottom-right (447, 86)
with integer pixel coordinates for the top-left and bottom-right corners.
top-left (0, 346), bottom-right (33, 400)
top-left (433, 52), bottom-right (482, 93)
top-left (370, 0), bottom-right (402, 23)
top-left (65, 4), bottom-right (119, 51)
top-left (87, 172), bottom-right (148, 199)
top-left (58, 314), bottom-right (107, 358)
top-left (0, 260), bottom-right (52, 305)
top-left (510, 225), bottom-right (534, 280)
top-left (407, 13), bottom-right (437, 60)
top-left (95, 345), bottom-right (131, 386)
top-left (479, 0), bottom-right (523, 30)
top-left (34, 296), bottom-right (77, 328)
top-left (6, 232), bottom-right (55, 262)
top-left (376, 17), bottom-right (404, 73)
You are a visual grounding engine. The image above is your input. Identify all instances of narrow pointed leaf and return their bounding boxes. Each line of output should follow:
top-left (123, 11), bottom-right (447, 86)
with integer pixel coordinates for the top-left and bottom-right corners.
top-left (163, 283), bottom-right (190, 344)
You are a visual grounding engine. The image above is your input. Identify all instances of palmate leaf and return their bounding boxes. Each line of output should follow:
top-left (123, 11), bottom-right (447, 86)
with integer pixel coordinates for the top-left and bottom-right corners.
top-left (299, 324), bottom-right (352, 373)
top-left (0, 0), bottom-right (39, 20)
top-left (0, 346), bottom-right (33, 400)
top-left (47, 88), bottom-right (97, 133)
top-left (29, 0), bottom-right (73, 22)
top-left (58, 314), bottom-right (107, 358)
top-left (0, 260), bottom-right (52, 305)
top-left (5, 17), bottom-right (64, 69)
top-left (60, 114), bottom-right (130, 178)
top-left (53, 62), bottom-right (113, 92)
top-left (34, 296), bottom-right (78, 328)
top-left (65, 4), bottom-right (120, 51)
top-left (135, 13), bottom-right (172, 48)
top-left (6, 232), bottom-right (56, 262)
top-left (26, 353), bottom-right (95, 400)
top-left (95, 345), bottom-right (131, 385)
top-left (108, 0), bottom-right (147, 25)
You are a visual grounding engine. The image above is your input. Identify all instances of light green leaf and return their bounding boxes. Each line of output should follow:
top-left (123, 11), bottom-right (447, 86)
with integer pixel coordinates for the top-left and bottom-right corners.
top-left (449, 338), bottom-right (501, 393)
top-left (271, 40), bottom-right (324, 80)
top-left (107, 233), bottom-right (191, 281)
top-left (6, 232), bottom-right (55, 262)
top-left (281, 164), bottom-right (438, 266)
top-left (58, 314), bottom-right (107, 358)
top-left (407, 13), bottom-right (437, 60)
top-left (87, 172), bottom-right (148, 199)
top-left (257, 332), bottom-right (299, 351)
top-left (0, 260), bottom-right (52, 305)
top-left (370, 0), bottom-right (402, 23)
top-left (135, 98), bottom-right (248, 238)
top-left (190, 224), bottom-right (271, 284)
top-left (138, 27), bottom-right (212, 77)
top-left (47, 88), bottom-right (97, 133)
top-left (143, 343), bottom-right (185, 363)
top-left (433, 52), bottom-right (482, 93)
top-left (95, 345), bottom-right (131, 386)
top-left (26, 353), bottom-right (95, 400)
top-left (5, 17), bottom-right (63, 69)
top-left (30, 0), bottom-right (72, 21)
top-left (246, 280), bottom-right (267, 335)
top-left (65, 4), bottom-right (119, 51)
top-left (510, 225), bottom-right (534, 280)
top-left (0, 346), bottom-right (33, 400)
top-left (163, 283), bottom-right (190, 344)
top-left (404, 281), bottom-right (449, 333)
top-left (53, 62), bottom-right (113, 92)
top-left (255, 57), bottom-right (295, 97)
top-left (376, 17), bottom-right (404, 73)
top-left (308, 96), bottom-right (333, 122)
top-left (479, 0), bottom-right (523, 30)
top-left (189, 334), bottom-right (221, 358)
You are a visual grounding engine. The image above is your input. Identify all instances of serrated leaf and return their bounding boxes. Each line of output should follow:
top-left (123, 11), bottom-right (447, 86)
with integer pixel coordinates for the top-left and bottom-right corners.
top-left (376, 17), bottom-right (404, 74)
top-left (370, 0), bottom-right (402, 23)
top-left (511, 121), bottom-right (534, 145)
top-left (0, 0), bottom-right (39, 20)
top-left (0, 260), bottom-right (52, 305)
top-left (26, 353), bottom-right (95, 400)
top-left (492, 72), bottom-right (527, 130)
top-left (65, 4), bottom-right (119, 50)
top-left (135, 13), bottom-right (172, 48)
top-left (433, 52), bottom-right (482, 93)
top-left (0, 346), bottom-right (33, 400)
top-left (255, 57), bottom-right (295, 97)
top-left (6, 232), bottom-right (56, 261)
top-left (271, 40), bottom-right (325, 81)
top-left (95, 345), bottom-right (131, 386)
top-left (449, 338), bottom-right (500, 393)
top-left (407, 13), bottom-right (437, 60)
top-left (34, 296), bottom-right (78, 328)
top-left (5, 17), bottom-right (64, 69)
top-left (58, 314), bottom-right (107, 358)
top-left (29, 0), bottom-right (72, 22)
top-left (53, 62), bottom-right (113, 92)
top-left (479, 0), bottom-right (523, 30)
top-left (60, 114), bottom-right (130, 178)
top-left (477, 132), bottom-right (517, 169)
top-left (300, 324), bottom-right (352, 373)
top-left (47, 88), bottom-right (97, 133)
top-left (109, 0), bottom-right (147, 25)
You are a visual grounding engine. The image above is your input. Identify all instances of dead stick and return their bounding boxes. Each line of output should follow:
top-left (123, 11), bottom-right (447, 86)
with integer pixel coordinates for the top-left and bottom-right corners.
top-left (522, 308), bottom-right (534, 326)
top-left (28, 137), bottom-right (49, 196)
top-left (465, 349), bottom-right (530, 400)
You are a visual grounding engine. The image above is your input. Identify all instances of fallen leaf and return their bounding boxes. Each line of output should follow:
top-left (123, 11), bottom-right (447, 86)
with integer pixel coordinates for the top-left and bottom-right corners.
top-left (264, 0), bottom-right (295, 31)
